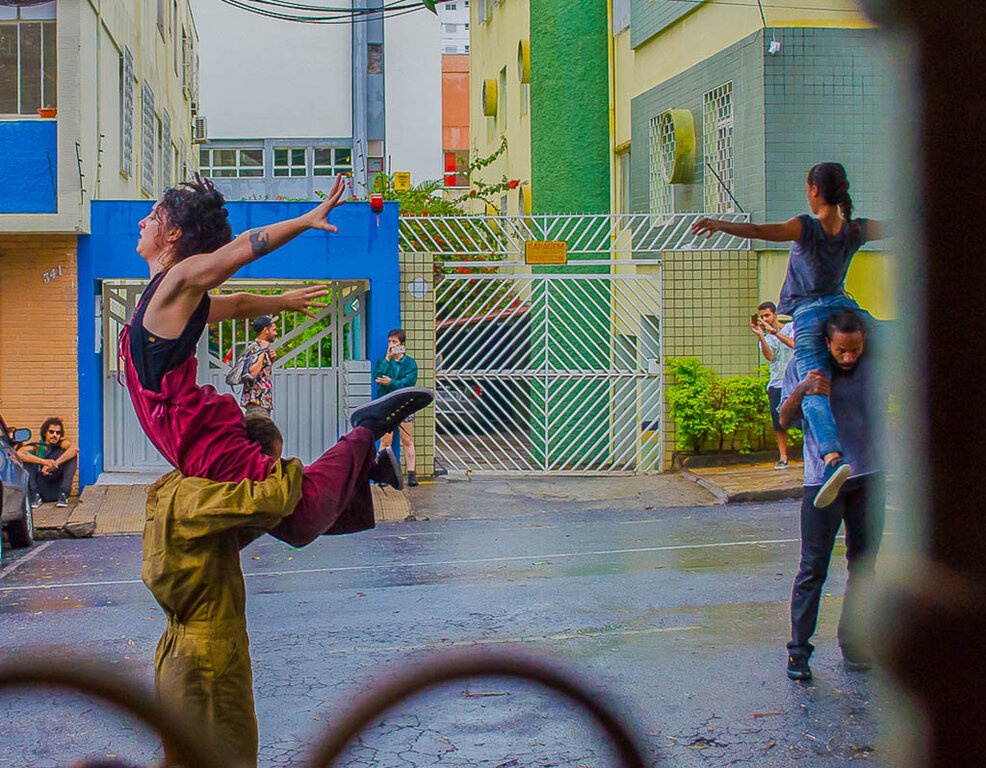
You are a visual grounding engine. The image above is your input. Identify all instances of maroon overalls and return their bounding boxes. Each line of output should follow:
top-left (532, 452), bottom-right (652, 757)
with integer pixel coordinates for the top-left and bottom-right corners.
top-left (120, 273), bottom-right (375, 544)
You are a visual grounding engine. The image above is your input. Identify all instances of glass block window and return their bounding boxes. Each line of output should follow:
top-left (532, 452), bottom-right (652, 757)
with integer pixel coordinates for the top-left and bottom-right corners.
top-left (313, 147), bottom-right (352, 176)
top-left (648, 112), bottom-right (673, 217)
top-left (199, 148), bottom-right (264, 178)
top-left (274, 147), bottom-right (307, 177)
top-left (703, 81), bottom-right (734, 213)
top-left (0, 3), bottom-right (57, 116)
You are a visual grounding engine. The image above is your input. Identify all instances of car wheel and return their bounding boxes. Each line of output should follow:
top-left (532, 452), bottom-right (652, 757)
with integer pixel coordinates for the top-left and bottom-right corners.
top-left (7, 495), bottom-right (34, 548)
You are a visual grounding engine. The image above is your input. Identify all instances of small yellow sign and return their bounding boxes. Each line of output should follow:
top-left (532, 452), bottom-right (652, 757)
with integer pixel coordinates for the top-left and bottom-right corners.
top-left (393, 171), bottom-right (411, 191)
top-left (525, 240), bottom-right (568, 265)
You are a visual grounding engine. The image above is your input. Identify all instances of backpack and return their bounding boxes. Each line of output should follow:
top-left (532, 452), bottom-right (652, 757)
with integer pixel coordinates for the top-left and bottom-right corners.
top-left (225, 347), bottom-right (257, 389)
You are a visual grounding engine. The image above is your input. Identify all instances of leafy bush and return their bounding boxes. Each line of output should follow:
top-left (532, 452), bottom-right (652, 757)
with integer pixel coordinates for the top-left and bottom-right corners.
top-left (666, 357), bottom-right (777, 453)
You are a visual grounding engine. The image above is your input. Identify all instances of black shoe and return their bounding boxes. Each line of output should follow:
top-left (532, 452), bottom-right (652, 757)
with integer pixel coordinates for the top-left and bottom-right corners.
top-left (56, 493), bottom-right (69, 508)
top-left (31, 493), bottom-right (43, 508)
top-left (787, 653), bottom-right (812, 681)
top-left (407, 471), bottom-right (418, 487)
top-left (351, 388), bottom-right (433, 441)
top-left (369, 448), bottom-right (403, 491)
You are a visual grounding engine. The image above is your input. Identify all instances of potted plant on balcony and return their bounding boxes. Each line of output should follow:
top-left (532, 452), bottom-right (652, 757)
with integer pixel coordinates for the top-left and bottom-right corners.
top-left (37, 106), bottom-right (57, 118)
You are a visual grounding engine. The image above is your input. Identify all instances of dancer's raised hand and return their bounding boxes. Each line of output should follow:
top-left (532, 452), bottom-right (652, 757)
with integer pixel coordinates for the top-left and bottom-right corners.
top-left (303, 175), bottom-right (347, 233)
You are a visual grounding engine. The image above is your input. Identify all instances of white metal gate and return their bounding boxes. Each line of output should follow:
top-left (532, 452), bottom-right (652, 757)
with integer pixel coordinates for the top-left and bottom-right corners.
top-left (401, 212), bottom-right (750, 475)
top-left (102, 279), bottom-right (368, 472)
top-left (435, 270), bottom-right (663, 473)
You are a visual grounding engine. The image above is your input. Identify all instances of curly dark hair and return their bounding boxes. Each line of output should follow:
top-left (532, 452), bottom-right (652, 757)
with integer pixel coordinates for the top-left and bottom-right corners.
top-left (40, 417), bottom-right (65, 440)
top-left (156, 174), bottom-right (233, 265)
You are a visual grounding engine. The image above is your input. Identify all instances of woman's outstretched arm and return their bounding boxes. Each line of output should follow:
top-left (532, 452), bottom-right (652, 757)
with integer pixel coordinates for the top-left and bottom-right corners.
top-left (207, 285), bottom-right (331, 323)
top-left (691, 216), bottom-right (802, 243)
top-left (173, 175), bottom-right (347, 294)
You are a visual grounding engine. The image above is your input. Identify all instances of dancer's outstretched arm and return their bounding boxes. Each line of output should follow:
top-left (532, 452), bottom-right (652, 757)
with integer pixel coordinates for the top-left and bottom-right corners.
top-left (173, 175), bottom-right (346, 295)
top-left (207, 285), bottom-right (331, 323)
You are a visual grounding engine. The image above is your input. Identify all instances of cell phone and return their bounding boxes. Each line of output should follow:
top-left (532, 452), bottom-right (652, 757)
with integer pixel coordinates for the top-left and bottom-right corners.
top-left (393, 345), bottom-right (406, 354)
top-left (751, 314), bottom-right (760, 325)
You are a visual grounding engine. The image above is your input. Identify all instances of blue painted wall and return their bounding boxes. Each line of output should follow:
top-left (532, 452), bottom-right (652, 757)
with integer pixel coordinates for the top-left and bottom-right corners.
top-left (0, 121), bottom-right (57, 213)
top-left (77, 200), bottom-right (402, 487)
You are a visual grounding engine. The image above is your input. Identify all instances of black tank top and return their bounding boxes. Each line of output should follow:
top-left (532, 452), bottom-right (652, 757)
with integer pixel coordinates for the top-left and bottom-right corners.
top-left (130, 272), bottom-right (211, 392)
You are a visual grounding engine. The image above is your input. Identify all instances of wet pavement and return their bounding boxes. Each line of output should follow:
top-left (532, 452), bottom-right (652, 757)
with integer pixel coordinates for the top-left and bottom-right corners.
top-left (0, 495), bottom-right (891, 767)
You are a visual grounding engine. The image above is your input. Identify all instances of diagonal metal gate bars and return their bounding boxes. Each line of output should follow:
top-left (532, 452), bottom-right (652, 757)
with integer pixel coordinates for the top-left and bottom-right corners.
top-left (435, 270), bottom-right (663, 473)
top-left (410, 213), bottom-right (750, 475)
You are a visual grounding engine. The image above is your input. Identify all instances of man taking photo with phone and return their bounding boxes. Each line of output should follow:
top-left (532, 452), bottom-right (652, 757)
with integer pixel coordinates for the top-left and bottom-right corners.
top-left (373, 329), bottom-right (420, 486)
top-left (753, 301), bottom-right (795, 468)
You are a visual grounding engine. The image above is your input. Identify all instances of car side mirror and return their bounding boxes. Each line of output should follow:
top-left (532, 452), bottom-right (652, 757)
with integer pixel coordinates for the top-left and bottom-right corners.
top-left (12, 428), bottom-right (31, 443)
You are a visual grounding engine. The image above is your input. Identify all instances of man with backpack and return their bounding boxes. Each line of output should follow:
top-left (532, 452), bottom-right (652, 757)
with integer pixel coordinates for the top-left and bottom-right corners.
top-left (228, 316), bottom-right (278, 418)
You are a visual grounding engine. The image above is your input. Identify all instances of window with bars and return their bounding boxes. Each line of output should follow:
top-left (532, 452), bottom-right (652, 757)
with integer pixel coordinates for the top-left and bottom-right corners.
top-left (273, 147), bottom-right (307, 177)
top-left (703, 82), bottom-right (735, 214)
top-left (120, 47), bottom-right (134, 177)
top-left (199, 148), bottom-right (264, 178)
top-left (313, 147), bottom-right (352, 176)
top-left (140, 82), bottom-right (155, 195)
top-left (0, 2), bottom-right (57, 116)
top-left (648, 111), bottom-right (673, 216)
top-left (161, 111), bottom-right (172, 187)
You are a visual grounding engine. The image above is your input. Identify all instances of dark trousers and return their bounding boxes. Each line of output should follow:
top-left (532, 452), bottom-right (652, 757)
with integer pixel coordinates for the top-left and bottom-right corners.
top-left (788, 473), bottom-right (886, 658)
top-left (27, 457), bottom-right (77, 502)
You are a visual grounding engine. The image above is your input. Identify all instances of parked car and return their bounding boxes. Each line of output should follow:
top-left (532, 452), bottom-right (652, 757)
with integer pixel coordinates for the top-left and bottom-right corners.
top-left (0, 411), bottom-right (33, 549)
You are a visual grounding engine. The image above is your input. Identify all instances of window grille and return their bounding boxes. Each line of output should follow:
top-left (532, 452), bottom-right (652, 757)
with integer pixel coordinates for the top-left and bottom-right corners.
top-left (121, 48), bottom-right (134, 176)
top-left (648, 112), bottom-right (672, 216)
top-left (703, 81), bottom-right (734, 214)
top-left (273, 147), bottom-right (307, 177)
top-left (200, 148), bottom-right (264, 178)
top-left (161, 111), bottom-right (172, 186)
top-left (140, 82), bottom-right (155, 195)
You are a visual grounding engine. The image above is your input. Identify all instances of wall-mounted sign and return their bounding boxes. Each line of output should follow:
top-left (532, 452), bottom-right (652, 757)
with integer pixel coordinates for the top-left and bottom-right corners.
top-left (524, 240), bottom-right (567, 265)
top-left (393, 171), bottom-right (411, 190)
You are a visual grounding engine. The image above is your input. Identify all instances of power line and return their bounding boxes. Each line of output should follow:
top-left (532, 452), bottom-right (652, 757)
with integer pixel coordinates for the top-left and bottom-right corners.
top-left (216, 0), bottom-right (428, 23)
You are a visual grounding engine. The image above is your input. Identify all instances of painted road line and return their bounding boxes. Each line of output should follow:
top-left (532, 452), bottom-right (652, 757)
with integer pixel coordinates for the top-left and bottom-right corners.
top-left (0, 541), bottom-right (53, 581)
top-left (0, 536), bottom-right (802, 593)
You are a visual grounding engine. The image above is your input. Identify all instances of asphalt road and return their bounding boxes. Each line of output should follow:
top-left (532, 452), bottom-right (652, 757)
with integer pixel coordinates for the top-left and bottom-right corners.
top-left (0, 498), bottom-right (890, 767)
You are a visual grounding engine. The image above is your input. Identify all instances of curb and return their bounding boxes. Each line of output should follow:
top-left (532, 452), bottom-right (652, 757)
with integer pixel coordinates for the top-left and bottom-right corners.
top-left (679, 470), bottom-right (803, 505)
top-left (34, 502), bottom-right (96, 540)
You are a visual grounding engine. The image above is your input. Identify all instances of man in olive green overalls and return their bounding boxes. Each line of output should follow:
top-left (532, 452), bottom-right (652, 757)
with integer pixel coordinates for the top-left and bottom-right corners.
top-left (143, 418), bottom-right (403, 767)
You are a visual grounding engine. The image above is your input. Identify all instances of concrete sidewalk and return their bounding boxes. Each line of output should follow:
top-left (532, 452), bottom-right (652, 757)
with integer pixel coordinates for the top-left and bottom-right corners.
top-left (681, 461), bottom-right (804, 504)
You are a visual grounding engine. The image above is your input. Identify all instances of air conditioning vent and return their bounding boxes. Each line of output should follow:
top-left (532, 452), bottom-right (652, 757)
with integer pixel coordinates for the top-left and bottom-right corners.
top-left (192, 115), bottom-right (207, 143)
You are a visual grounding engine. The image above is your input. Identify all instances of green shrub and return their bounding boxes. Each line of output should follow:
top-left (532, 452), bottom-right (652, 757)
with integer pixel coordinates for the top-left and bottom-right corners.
top-left (666, 357), bottom-right (777, 453)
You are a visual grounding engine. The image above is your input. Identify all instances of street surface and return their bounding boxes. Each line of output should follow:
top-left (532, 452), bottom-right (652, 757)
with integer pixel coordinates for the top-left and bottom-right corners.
top-left (1, 489), bottom-right (890, 767)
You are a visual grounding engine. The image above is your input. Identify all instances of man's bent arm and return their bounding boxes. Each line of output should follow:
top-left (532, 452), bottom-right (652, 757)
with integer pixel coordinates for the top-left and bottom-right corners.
top-left (779, 382), bottom-right (808, 430)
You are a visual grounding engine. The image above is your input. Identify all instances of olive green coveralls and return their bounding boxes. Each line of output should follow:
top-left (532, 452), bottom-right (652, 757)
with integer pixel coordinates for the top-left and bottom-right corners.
top-left (142, 459), bottom-right (304, 768)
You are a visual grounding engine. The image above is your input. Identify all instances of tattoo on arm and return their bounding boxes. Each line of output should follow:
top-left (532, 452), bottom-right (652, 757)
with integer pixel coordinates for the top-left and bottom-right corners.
top-left (249, 229), bottom-right (272, 258)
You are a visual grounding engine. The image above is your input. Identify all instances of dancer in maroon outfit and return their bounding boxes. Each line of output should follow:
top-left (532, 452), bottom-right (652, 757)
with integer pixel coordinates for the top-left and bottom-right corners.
top-left (121, 174), bottom-right (430, 543)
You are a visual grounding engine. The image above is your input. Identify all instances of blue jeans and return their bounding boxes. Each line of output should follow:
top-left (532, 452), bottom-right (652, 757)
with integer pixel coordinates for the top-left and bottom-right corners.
top-left (792, 294), bottom-right (869, 458)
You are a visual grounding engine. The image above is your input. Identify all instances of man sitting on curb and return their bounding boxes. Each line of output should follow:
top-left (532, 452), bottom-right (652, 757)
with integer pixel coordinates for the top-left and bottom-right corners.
top-left (18, 417), bottom-right (79, 508)
top-left (779, 309), bottom-right (885, 682)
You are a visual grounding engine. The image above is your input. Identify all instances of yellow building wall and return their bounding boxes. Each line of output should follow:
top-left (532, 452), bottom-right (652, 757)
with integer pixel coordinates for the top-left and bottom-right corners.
top-left (613, 0), bottom-right (873, 153)
top-left (758, 250), bottom-right (898, 320)
top-left (469, 0), bottom-right (532, 214)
